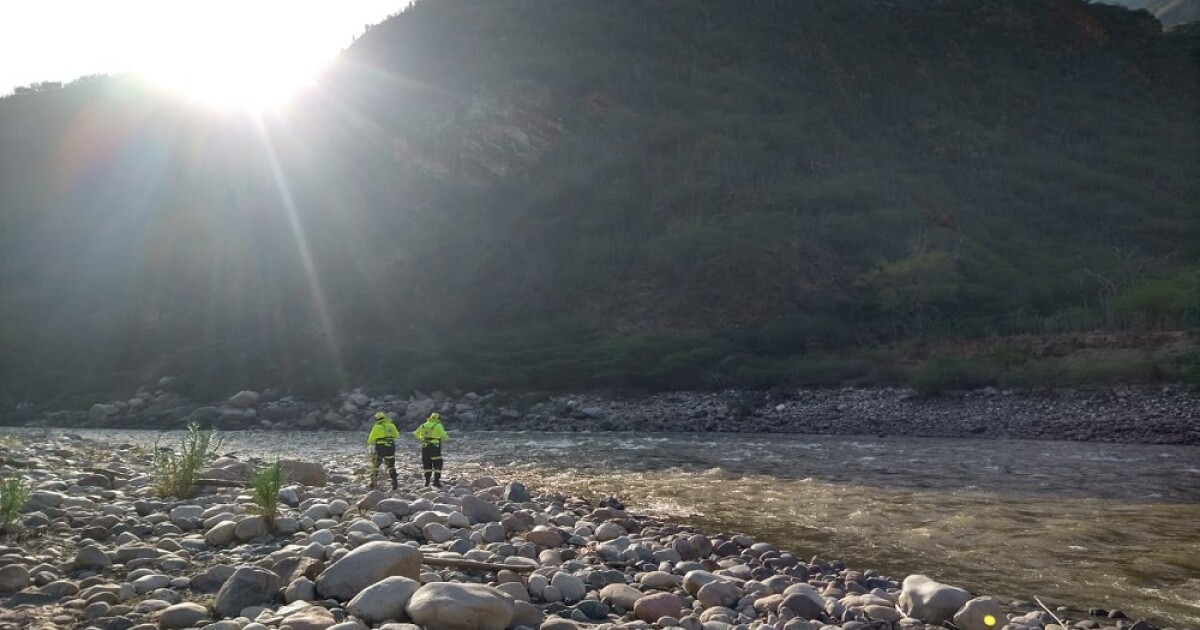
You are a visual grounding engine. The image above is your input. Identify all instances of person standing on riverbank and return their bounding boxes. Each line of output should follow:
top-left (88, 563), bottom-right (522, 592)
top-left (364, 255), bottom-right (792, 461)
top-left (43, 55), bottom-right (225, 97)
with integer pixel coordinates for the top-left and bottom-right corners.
top-left (413, 412), bottom-right (449, 487)
top-left (366, 412), bottom-right (400, 490)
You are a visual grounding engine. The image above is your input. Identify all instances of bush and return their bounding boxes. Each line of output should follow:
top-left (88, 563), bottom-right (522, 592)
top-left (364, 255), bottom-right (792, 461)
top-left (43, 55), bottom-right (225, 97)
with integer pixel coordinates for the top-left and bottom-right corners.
top-left (152, 422), bottom-right (222, 499)
top-left (0, 477), bottom-right (29, 531)
top-left (249, 460), bottom-right (283, 526)
top-left (909, 356), bottom-right (999, 396)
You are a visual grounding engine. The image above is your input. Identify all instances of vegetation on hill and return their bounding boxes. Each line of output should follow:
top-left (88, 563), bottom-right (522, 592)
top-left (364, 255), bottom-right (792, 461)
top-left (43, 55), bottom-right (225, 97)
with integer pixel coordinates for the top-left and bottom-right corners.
top-left (1095, 0), bottom-right (1200, 27)
top-left (0, 0), bottom-right (1198, 407)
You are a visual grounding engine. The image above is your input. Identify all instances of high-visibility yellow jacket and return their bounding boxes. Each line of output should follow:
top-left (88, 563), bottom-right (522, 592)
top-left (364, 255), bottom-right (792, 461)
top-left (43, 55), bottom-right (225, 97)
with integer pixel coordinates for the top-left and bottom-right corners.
top-left (414, 418), bottom-right (449, 446)
top-left (367, 419), bottom-right (399, 445)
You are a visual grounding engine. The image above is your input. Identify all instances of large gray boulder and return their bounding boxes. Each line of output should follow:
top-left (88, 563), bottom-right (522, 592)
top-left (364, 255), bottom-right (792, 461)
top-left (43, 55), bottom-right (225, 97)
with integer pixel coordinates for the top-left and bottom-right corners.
top-left (74, 545), bottom-right (112, 570)
top-left (633, 592), bottom-right (683, 623)
top-left (954, 596), bottom-right (1006, 630)
top-left (227, 390), bottom-right (261, 408)
top-left (599, 583), bottom-right (643, 610)
top-left (697, 580), bottom-right (742, 609)
top-left (898, 574), bottom-right (972, 625)
top-left (779, 583), bottom-right (826, 620)
top-left (405, 582), bottom-right (514, 630)
top-left (315, 541), bottom-right (422, 601)
top-left (347, 576), bottom-right (422, 624)
top-left (550, 572), bottom-right (586, 604)
top-left (0, 564), bottom-right (30, 591)
top-left (460, 495), bottom-right (502, 525)
top-left (159, 602), bottom-right (210, 629)
top-left (281, 460), bottom-right (328, 487)
top-left (214, 566), bottom-right (281, 618)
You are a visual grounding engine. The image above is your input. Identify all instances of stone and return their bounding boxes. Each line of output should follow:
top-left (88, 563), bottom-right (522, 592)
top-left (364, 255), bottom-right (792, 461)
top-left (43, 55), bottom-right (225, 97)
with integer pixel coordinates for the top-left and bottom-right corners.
top-left (76, 545), bottom-right (113, 570)
top-left (525, 527), bottom-right (562, 547)
top-left (512, 599), bottom-right (544, 629)
top-left (315, 541), bottom-right (422, 601)
top-left (594, 522), bottom-right (625, 541)
top-left (954, 596), bottom-right (1007, 630)
top-left (423, 522), bottom-right (453, 543)
top-left (213, 566), bottom-right (281, 618)
top-left (779, 584), bottom-right (826, 620)
top-left (634, 592), bottom-right (683, 623)
top-left (504, 482), bottom-right (531, 503)
top-left (865, 605), bottom-right (903, 622)
top-left (347, 576), bottom-right (422, 624)
top-left (285, 577), bottom-right (317, 603)
top-left (460, 495), bottom-right (502, 525)
top-left (406, 582), bottom-right (515, 630)
top-left (0, 564), bottom-right (31, 591)
top-left (282, 606), bottom-right (338, 630)
top-left (191, 564), bottom-right (236, 593)
top-left (205, 521), bottom-right (238, 547)
top-left (640, 571), bottom-right (679, 590)
top-left (280, 460), bottom-right (327, 487)
top-left (600, 583), bottom-right (643, 610)
top-left (550, 572), bottom-right (586, 604)
top-left (899, 575), bottom-right (972, 625)
top-left (698, 580), bottom-right (742, 609)
top-left (228, 390), bottom-right (261, 408)
top-left (682, 570), bottom-right (722, 597)
top-left (234, 515), bottom-right (269, 541)
top-left (159, 602), bottom-right (210, 629)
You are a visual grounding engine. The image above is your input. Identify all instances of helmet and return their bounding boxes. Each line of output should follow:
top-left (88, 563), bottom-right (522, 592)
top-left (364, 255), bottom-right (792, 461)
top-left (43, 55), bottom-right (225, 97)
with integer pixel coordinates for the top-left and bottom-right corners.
top-left (374, 412), bottom-right (387, 420)
top-left (429, 412), bottom-right (440, 421)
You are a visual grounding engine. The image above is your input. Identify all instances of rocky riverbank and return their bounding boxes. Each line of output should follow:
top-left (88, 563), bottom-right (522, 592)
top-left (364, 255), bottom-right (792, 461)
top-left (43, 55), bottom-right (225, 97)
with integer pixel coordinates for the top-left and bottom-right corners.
top-left (0, 434), bottom-right (1181, 630)
top-left (5, 382), bottom-right (1198, 445)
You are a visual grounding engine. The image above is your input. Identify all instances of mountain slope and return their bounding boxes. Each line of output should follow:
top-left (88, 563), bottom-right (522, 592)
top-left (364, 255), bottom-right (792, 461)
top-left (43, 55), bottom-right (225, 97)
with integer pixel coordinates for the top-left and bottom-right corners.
top-left (0, 0), bottom-right (1198, 404)
top-left (1095, 0), bottom-right (1200, 26)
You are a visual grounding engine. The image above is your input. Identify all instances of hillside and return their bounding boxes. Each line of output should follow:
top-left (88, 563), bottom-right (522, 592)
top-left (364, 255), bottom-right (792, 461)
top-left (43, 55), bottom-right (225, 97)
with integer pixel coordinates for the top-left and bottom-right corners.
top-left (1096, 0), bottom-right (1200, 26)
top-left (0, 0), bottom-right (1198, 408)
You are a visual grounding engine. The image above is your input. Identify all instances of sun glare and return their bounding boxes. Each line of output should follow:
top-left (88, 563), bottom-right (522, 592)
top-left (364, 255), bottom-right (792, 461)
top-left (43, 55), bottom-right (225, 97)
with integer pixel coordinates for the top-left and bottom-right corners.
top-left (1, 1), bottom-right (407, 111)
top-left (138, 51), bottom-right (317, 111)
top-left (130, 4), bottom-right (339, 111)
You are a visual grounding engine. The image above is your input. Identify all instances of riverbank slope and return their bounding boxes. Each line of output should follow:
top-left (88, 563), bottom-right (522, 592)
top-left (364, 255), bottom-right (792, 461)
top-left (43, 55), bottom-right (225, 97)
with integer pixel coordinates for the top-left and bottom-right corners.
top-left (6, 386), bottom-right (1198, 445)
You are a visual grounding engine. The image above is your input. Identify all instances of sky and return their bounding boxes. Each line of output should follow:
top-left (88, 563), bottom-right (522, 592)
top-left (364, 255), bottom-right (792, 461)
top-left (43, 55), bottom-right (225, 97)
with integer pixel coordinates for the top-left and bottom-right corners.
top-left (0, 1), bottom-right (408, 107)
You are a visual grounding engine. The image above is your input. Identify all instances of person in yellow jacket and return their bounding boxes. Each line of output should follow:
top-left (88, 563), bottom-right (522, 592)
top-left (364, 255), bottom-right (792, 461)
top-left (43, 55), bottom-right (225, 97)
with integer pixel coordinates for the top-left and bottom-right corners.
top-left (366, 411), bottom-right (400, 490)
top-left (413, 412), bottom-right (449, 487)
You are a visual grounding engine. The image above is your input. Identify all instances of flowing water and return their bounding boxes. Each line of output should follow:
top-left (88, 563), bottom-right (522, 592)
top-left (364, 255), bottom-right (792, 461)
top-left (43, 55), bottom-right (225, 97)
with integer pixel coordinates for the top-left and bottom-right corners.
top-left (33, 429), bottom-right (1200, 627)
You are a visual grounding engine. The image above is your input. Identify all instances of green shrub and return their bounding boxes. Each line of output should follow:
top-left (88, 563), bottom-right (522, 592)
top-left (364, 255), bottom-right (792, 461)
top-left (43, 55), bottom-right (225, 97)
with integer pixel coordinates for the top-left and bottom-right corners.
top-left (909, 356), bottom-right (999, 396)
top-left (248, 460), bottom-right (283, 526)
top-left (152, 422), bottom-right (222, 499)
top-left (0, 477), bottom-right (30, 530)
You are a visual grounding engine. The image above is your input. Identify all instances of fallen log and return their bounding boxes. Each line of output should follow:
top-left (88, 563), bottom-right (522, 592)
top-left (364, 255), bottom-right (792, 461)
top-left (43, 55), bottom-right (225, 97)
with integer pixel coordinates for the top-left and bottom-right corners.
top-left (195, 478), bottom-right (249, 488)
top-left (421, 556), bottom-right (535, 573)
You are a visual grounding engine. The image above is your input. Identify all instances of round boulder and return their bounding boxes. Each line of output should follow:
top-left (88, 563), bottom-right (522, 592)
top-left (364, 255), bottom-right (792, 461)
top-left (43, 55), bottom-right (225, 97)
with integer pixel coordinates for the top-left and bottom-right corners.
top-left (633, 592), bottom-right (682, 623)
top-left (347, 576), bottom-right (422, 624)
top-left (899, 574), bottom-right (972, 625)
top-left (315, 541), bottom-right (423, 601)
top-left (406, 582), bottom-right (515, 630)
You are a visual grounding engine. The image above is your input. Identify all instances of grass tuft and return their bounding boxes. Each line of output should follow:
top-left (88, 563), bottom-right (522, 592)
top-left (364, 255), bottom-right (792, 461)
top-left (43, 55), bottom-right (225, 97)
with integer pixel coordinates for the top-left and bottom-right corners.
top-left (0, 477), bottom-right (30, 531)
top-left (248, 460), bottom-right (283, 527)
top-left (152, 422), bottom-right (222, 499)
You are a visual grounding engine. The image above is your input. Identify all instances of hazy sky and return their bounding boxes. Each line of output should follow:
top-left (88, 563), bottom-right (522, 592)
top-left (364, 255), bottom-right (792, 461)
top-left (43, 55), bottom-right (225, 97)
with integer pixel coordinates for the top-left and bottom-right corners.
top-left (1, 1), bottom-right (408, 106)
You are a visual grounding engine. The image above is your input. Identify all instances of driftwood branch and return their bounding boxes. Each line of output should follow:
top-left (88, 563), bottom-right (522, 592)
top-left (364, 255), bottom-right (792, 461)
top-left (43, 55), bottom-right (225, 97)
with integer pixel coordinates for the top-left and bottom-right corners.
top-left (421, 556), bottom-right (535, 573)
top-left (196, 478), bottom-right (249, 488)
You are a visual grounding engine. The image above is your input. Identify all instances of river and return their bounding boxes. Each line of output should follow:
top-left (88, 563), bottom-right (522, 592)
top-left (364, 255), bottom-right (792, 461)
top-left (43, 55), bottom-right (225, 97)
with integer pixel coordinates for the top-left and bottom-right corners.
top-left (50, 429), bottom-right (1200, 627)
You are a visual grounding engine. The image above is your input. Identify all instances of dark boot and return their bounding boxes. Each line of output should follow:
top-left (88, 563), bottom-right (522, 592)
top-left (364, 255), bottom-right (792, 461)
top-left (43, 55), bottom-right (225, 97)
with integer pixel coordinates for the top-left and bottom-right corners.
top-left (423, 473), bottom-right (431, 487)
top-left (433, 472), bottom-right (442, 487)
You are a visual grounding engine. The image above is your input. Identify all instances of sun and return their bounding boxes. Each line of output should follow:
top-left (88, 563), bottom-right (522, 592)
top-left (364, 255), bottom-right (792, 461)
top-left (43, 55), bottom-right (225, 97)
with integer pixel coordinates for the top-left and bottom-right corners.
top-left (125, 2), bottom-right (349, 111)
top-left (140, 56), bottom-right (314, 111)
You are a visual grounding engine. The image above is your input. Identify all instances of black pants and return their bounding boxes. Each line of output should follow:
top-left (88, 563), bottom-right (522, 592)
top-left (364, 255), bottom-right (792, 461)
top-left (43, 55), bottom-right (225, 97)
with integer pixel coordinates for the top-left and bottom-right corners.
top-left (421, 443), bottom-right (443, 484)
top-left (372, 442), bottom-right (397, 487)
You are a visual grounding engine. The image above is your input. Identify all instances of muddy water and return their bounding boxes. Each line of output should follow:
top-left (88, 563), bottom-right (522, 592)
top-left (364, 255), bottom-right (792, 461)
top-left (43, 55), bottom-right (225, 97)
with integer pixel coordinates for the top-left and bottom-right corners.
top-left (68, 430), bottom-right (1200, 626)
